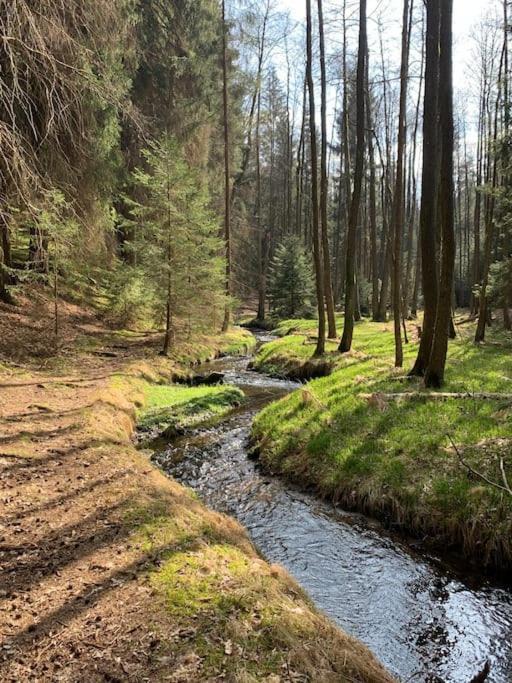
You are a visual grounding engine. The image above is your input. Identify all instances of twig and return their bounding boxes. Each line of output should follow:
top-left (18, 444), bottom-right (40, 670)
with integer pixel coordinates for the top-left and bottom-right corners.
top-left (448, 435), bottom-right (512, 497)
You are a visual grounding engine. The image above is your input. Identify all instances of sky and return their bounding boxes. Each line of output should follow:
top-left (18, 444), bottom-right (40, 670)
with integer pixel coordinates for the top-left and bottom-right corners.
top-left (271, 0), bottom-right (501, 144)
top-left (275, 0), bottom-right (499, 86)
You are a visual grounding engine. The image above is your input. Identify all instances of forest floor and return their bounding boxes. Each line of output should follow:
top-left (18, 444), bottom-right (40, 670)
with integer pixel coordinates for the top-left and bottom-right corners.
top-left (252, 314), bottom-right (512, 572)
top-left (0, 290), bottom-right (394, 683)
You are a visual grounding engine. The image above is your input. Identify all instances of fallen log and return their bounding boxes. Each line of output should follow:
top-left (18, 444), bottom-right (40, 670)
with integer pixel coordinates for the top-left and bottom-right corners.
top-left (362, 392), bottom-right (512, 401)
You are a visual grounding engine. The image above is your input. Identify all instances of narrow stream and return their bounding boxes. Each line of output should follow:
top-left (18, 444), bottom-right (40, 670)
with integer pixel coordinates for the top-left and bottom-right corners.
top-left (150, 334), bottom-right (512, 682)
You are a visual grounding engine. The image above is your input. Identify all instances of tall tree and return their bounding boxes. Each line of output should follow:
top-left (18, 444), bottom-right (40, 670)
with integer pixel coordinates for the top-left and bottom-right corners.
top-left (306, 0), bottom-right (326, 356)
top-left (425, 0), bottom-right (455, 387)
top-left (317, 0), bottom-right (337, 339)
top-left (391, 0), bottom-right (413, 368)
top-left (410, 0), bottom-right (441, 377)
top-left (221, 0), bottom-right (232, 332)
top-left (339, 0), bottom-right (366, 353)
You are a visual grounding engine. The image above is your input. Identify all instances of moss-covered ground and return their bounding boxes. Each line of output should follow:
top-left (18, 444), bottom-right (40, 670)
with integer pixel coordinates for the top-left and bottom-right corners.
top-left (252, 315), bottom-right (512, 570)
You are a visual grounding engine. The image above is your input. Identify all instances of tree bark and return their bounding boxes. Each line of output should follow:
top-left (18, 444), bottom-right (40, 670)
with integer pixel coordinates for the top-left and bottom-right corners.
top-left (221, 0), bottom-right (232, 332)
top-left (409, 0), bottom-right (441, 376)
top-left (425, 0), bottom-right (455, 387)
top-left (0, 215), bottom-right (13, 304)
top-left (391, 0), bottom-right (412, 368)
top-left (317, 0), bottom-right (337, 339)
top-left (475, 43), bottom-right (504, 342)
top-left (230, 1), bottom-right (269, 207)
top-left (339, 0), bottom-right (366, 353)
top-left (306, 0), bottom-right (326, 356)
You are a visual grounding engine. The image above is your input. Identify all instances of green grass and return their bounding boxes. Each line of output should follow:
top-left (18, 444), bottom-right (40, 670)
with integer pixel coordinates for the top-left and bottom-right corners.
top-left (252, 316), bottom-right (512, 569)
top-left (139, 383), bottom-right (245, 434)
top-left (79, 325), bottom-right (394, 682)
top-left (169, 328), bottom-right (256, 366)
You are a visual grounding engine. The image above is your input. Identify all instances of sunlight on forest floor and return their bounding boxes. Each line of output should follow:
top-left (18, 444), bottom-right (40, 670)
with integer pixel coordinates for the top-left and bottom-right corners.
top-left (0, 322), bottom-right (394, 682)
top-left (252, 315), bottom-right (512, 570)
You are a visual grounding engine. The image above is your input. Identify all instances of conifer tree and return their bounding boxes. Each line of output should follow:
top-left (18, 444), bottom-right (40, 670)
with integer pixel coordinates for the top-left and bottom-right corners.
top-left (128, 137), bottom-right (225, 353)
top-left (268, 236), bottom-right (315, 319)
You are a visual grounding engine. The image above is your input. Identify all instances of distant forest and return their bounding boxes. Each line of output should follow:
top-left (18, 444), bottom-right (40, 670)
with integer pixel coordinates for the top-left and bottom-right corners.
top-left (1, 0), bottom-right (511, 386)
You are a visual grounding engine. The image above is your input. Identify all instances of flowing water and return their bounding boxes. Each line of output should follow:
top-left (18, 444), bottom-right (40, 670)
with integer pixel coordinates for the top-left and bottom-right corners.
top-left (150, 333), bottom-right (512, 682)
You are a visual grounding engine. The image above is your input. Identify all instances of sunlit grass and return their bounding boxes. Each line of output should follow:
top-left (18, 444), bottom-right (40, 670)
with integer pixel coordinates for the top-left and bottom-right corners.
top-left (252, 315), bottom-right (512, 567)
top-left (139, 384), bottom-right (244, 432)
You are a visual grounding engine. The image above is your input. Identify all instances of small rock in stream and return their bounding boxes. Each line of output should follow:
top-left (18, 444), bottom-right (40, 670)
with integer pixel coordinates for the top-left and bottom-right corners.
top-left (188, 372), bottom-right (225, 386)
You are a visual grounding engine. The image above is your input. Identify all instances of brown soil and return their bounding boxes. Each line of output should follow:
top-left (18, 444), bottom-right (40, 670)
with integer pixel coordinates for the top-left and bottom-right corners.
top-left (0, 293), bottom-right (394, 682)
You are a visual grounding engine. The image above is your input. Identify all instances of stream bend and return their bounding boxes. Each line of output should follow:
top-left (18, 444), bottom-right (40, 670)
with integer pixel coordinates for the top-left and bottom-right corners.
top-left (150, 336), bottom-right (512, 682)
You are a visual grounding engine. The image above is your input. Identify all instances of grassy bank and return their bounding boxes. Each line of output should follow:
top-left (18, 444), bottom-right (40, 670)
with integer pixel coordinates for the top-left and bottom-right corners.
top-left (251, 316), bottom-right (345, 379)
top-left (168, 327), bottom-right (257, 365)
top-left (252, 317), bottom-right (512, 570)
top-left (138, 384), bottom-right (245, 436)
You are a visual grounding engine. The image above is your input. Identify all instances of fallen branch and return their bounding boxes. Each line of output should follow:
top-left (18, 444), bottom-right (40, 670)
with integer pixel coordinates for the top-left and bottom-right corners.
top-left (448, 435), bottom-right (512, 498)
top-left (362, 392), bottom-right (512, 401)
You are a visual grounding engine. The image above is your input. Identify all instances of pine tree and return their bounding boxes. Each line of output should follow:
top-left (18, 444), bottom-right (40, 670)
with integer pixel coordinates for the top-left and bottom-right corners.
top-left (268, 236), bottom-right (315, 319)
top-left (127, 137), bottom-right (226, 353)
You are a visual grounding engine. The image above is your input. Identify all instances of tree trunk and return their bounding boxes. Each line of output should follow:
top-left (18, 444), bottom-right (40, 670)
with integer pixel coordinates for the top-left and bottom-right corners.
top-left (221, 0), bottom-right (232, 332)
top-left (409, 0), bottom-right (441, 376)
top-left (0, 215), bottom-right (13, 304)
top-left (230, 2), bottom-right (269, 207)
top-left (256, 90), bottom-right (266, 322)
top-left (339, 0), bottom-right (366, 353)
top-left (317, 0), bottom-right (337, 339)
top-left (475, 44), bottom-right (504, 342)
top-left (391, 0), bottom-right (412, 368)
top-left (162, 174), bottom-right (174, 356)
top-left (425, 0), bottom-right (455, 388)
top-left (306, 0), bottom-right (326, 356)
top-left (365, 46), bottom-right (379, 320)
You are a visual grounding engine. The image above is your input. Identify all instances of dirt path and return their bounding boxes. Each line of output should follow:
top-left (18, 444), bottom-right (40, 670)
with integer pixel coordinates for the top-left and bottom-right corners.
top-left (0, 345), bottom-right (177, 681)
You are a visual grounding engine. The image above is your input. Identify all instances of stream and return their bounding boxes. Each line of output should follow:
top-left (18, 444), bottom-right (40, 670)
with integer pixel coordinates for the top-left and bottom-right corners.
top-left (150, 333), bottom-right (512, 682)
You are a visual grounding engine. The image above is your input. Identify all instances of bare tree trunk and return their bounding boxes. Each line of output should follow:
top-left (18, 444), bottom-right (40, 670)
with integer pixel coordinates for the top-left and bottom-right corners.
top-left (367, 108), bottom-right (379, 319)
top-left (425, 0), bottom-right (455, 387)
top-left (230, 1), bottom-right (269, 207)
top-left (339, 0), bottom-right (366, 353)
top-left (502, 0), bottom-right (511, 330)
top-left (221, 0), bottom-right (232, 332)
top-left (295, 75), bottom-right (307, 236)
top-left (256, 90), bottom-right (266, 322)
top-left (471, 88), bottom-right (485, 315)
top-left (162, 172), bottom-right (174, 356)
top-left (339, 0), bottom-right (351, 305)
top-left (391, 0), bottom-right (412, 368)
top-left (403, 24), bottom-right (423, 320)
top-left (475, 44), bottom-right (504, 342)
top-left (318, 0), bottom-right (337, 339)
top-left (306, 0), bottom-right (326, 356)
top-left (0, 215), bottom-right (13, 304)
top-left (375, 25), bottom-right (393, 322)
top-left (410, 0), bottom-right (441, 377)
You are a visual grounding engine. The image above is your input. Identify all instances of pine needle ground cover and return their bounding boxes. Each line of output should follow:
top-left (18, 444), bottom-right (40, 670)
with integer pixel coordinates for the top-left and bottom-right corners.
top-left (252, 316), bottom-right (512, 570)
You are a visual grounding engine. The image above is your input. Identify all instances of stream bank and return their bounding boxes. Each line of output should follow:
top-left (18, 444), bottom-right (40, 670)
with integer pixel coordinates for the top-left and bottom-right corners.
top-left (149, 333), bottom-right (512, 683)
top-left (251, 318), bottom-right (512, 571)
top-left (1, 325), bottom-right (394, 683)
